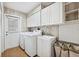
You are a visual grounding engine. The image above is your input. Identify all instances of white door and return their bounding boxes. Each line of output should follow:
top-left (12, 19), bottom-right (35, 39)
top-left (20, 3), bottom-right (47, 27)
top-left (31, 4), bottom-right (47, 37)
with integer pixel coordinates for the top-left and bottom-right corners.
top-left (5, 15), bottom-right (19, 50)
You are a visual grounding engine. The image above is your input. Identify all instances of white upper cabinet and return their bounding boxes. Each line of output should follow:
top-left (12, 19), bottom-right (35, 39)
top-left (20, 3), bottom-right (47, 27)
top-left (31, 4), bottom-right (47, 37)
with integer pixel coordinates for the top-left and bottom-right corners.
top-left (27, 3), bottom-right (64, 27)
top-left (50, 2), bottom-right (64, 25)
top-left (27, 15), bottom-right (32, 27)
top-left (41, 6), bottom-right (50, 26)
top-left (41, 2), bottom-right (64, 26)
top-left (32, 11), bottom-right (40, 27)
top-left (27, 11), bottom-right (40, 27)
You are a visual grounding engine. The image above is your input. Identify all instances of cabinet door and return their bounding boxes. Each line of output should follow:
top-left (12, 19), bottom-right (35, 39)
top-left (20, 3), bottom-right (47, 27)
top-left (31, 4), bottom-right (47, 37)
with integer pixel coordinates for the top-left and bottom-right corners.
top-left (50, 2), bottom-right (63, 24)
top-left (27, 11), bottom-right (40, 27)
top-left (30, 15), bottom-right (34, 27)
top-left (27, 16), bottom-right (32, 27)
top-left (27, 15), bottom-right (34, 27)
top-left (41, 6), bottom-right (50, 26)
top-left (32, 11), bottom-right (40, 27)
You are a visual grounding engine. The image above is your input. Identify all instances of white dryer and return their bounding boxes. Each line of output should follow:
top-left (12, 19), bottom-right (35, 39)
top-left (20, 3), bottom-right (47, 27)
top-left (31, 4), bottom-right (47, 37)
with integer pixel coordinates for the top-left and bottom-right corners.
top-left (37, 35), bottom-right (56, 57)
top-left (25, 35), bottom-right (37, 56)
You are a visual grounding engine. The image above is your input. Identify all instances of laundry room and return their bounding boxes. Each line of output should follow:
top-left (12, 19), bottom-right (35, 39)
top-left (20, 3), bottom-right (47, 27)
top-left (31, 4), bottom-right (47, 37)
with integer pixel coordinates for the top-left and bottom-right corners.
top-left (0, 2), bottom-right (79, 57)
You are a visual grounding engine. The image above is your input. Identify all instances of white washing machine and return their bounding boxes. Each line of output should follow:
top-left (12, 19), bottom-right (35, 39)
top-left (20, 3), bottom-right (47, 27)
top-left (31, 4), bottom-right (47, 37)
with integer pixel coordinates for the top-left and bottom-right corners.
top-left (20, 31), bottom-right (42, 50)
top-left (37, 35), bottom-right (56, 57)
top-left (20, 31), bottom-right (41, 56)
top-left (20, 32), bottom-right (32, 50)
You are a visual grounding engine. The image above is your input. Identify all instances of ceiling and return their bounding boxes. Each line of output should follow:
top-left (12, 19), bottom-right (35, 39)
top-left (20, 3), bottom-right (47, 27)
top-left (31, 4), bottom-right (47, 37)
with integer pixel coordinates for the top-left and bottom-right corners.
top-left (4, 2), bottom-right (41, 14)
top-left (4, 2), bottom-right (53, 14)
top-left (41, 2), bottom-right (54, 8)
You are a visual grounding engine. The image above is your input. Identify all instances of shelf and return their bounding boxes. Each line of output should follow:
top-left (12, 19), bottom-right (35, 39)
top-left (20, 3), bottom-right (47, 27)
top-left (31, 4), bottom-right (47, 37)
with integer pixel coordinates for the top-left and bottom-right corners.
top-left (65, 9), bottom-right (79, 14)
top-left (65, 2), bottom-right (79, 22)
top-left (66, 11), bottom-right (78, 21)
top-left (65, 20), bottom-right (79, 24)
top-left (65, 2), bottom-right (72, 6)
top-left (65, 2), bottom-right (79, 12)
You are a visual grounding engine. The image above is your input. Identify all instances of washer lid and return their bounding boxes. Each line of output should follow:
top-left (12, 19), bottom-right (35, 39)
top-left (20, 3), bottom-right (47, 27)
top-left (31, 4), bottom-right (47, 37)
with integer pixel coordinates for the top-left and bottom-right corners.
top-left (38, 35), bottom-right (56, 40)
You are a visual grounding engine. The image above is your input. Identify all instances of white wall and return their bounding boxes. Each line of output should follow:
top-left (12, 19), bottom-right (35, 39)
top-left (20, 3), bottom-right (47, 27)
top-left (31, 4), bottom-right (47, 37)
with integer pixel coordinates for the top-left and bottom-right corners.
top-left (40, 26), bottom-right (59, 37)
top-left (4, 7), bottom-right (27, 32)
top-left (0, 3), bottom-right (1, 56)
top-left (59, 23), bottom-right (79, 44)
top-left (29, 25), bottom-right (59, 38)
top-left (0, 2), bottom-right (5, 55)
